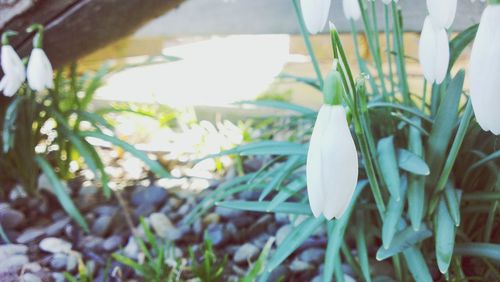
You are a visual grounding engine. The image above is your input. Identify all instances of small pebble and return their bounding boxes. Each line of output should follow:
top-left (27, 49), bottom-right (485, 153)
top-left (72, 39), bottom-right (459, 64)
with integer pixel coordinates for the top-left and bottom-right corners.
top-left (21, 273), bottom-right (42, 282)
top-left (233, 243), bottom-right (259, 264)
top-left (39, 237), bottom-right (72, 254)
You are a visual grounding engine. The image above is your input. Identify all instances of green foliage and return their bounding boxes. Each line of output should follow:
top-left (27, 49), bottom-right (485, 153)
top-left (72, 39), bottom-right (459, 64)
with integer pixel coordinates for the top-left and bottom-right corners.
top-left (189, 236), bottom-right (227, 282)
top-left (185, 1), bottom-right (500, 281)
top-left (111, 220), bottom-right (233, 282)
top-left (112, 218), bottom-right (180, 282)
top-left (0, 63), bottom-right (169, 231)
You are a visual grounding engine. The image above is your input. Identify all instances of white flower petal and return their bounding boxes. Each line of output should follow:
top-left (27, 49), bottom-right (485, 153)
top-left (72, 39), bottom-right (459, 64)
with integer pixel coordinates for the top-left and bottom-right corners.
top-left (1, 45), bottom-right (25, 82)
top-left (306, 105), bottom-right (331, 217)
top-left (433, 26), bottom-right (450, 84)
top-left (27, 48), bottom-right (53, 91)
top-left (343, 0), bottom-right (361, 21)
top-left (320, 106), bottom-right (358, 219)
top-left (0, 74), bottom-right (24, 97)
top-left (426, 0), bottom-right (457, 29)
top-left (469, 5), bottom-right (500, 135)
top-left (300, 0), bottom-right (331, 34)
top-left (418, 17), bottom-right (449, 84)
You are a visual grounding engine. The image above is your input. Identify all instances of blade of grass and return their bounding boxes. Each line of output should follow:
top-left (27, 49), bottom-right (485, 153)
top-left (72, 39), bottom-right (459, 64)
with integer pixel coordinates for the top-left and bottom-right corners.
top-left (402, 246), bottom-right (433, 282)
top-left (377, 136), bottom-right (401, 200)
top-left (35, 155), bottom-right (89, 232)
top-left (435, 195), bottom-right (457, 274)
top-left (382, 176), bottom-right (408, 249)
top-left (79, 130), bottom-right (170, 178)
top-left (323, 180), bottom-right (368, 282)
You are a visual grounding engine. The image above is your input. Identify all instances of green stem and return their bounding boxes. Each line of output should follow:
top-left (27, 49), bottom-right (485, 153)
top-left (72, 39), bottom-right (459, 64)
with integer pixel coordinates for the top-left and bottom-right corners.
top-left (462, 192), bottom-right (500, 201)
top-left (484, 200), bottom-right (498, 242)
top-left (421, 79), bottom-right (428, 112)
top-left (341, 242), bottom-right (364, 279)
top-left (370, 0), bottom-right (389, 100)
top-left (391, 3), bottom-right (410, 105)
top-left (358, 0), bottom-right (388, 100)
top-left (26, 23), bottom-right (44, 48)
top-left (291, 0), bottom-right (323, 88)
top-left (354, 115), bottom-right (386, 217)
top-left (350, 20), bottom-right (379, 97)
top-left (331, 28), bottom-right (357, 100)
top-left (1, 30), bottom-right (17, 45)
top-left (384, 5), bottom-right (396, 101)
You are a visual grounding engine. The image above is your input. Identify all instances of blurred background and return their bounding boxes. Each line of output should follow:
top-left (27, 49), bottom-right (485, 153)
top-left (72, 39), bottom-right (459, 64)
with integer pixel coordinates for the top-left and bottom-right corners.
top-left (0, 0), bottom-right (485, 154)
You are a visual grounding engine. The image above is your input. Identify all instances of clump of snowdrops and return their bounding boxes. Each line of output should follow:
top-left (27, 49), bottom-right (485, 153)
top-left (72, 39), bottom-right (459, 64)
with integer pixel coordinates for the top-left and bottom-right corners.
top-left (0, 24), bottom-right (170, 237)
top-left (186, 0), bottom-right (500, 281)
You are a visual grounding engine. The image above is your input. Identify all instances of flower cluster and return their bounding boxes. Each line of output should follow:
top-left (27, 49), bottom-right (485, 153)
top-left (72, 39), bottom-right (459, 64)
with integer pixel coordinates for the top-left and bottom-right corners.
top-left (300, 0), bottom-right (499, 221)
top-left (0, 24), bottom-right (53, 97)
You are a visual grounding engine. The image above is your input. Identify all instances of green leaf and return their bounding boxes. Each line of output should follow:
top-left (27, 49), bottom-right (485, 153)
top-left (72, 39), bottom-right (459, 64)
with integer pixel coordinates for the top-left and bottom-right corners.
top-left (427, 71), bottom-right (464, 185)
top-left (266, 216), bottom-right (324, 271)
top-left (449, 24), bottom-right (478, 69)
top-left (467, 150), bottom-right (500, 173)
top-left (241, 237), bottom-right (275, 282)
top-left (200, 141), bottom-right (307, 160)
top-left (377, 136), bottom-right (401, 200)
top-left (73, 110), bottom-right (114, 131)
top-left (368, 102), bottom-right (433, 123)
top-left (397, 149), bottom-right (430, 176)
top-left (239, 142), bottom-right (307, 156)
top-left (402, 247), bottom-right (433, 282)
top-left (454, 243), bottom-right (500, 261)
top-left (355, 211), bottom-right (371, 282)
top-left (376, 224), bottom-right (432, 261)
top-left (2, 96), bottom-right (23, 153)
top-left (278, 73), bottom-right (321, 90)
top-left (235, 100), bottom-right (316, 116)
top-left (215, 201), bottom-right (312, 215)
top-left (382, 176), bottom-right (407, 249)
top-left (183, 174), bottom-right (256, 225)
top-left (267, 177), bottom-right (305, 211)
top-left (79, 131), bottom-right (170, 178)
top-left (112, 253), bottom-right (145, 274)
top-left (323, 180), bottom-right (369, 282)
top-left (50, 111), bottom-right (111, 198)
top-left (35, 155), bottom-right (89, 232)
top-left (259, 156), bottom-right (303, 201)
top-left (444, 184), bottom-right (461, 227)
top-left (435, 195), bottom-right (456, 274)
top-left (81, 64), bottom-right (109, 109)
top-left (430, 100), bottom-right (474, 214)
top-left (407, 117), bottom-right (425, 231)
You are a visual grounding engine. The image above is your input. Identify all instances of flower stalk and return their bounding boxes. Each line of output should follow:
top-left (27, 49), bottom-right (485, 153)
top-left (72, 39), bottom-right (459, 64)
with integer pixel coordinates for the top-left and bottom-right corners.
top-left (26, 23), bottom-right (44, 48)
top-left (330, 25), bottom-right (386, 217)
top-left (292, 0), bottom-right (324, 88)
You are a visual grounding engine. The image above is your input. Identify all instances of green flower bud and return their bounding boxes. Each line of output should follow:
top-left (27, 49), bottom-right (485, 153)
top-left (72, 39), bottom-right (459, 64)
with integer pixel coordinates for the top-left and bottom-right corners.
top-left (322, 62), bottom-right (344, 106)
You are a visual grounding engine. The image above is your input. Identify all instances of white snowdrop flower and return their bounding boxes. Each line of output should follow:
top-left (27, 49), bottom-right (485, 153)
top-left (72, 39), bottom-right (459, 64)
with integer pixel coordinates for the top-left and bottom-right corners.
top-left (426, 0), bottom-right (457, 29)
top-left (300, 0), bottom-right (331, 34)
top-left (418, 16), bottom-right (449, 84)
top-left (0, 33), bottom-right (25, 97)
top-left (307, 104), bottom-right (359, 220)
top-left (343, 0), bottom-right (361, 21)
top-left (27, 48), bottom-right (53, 92)
top-left (469, 4), bottom-right (500, 135)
